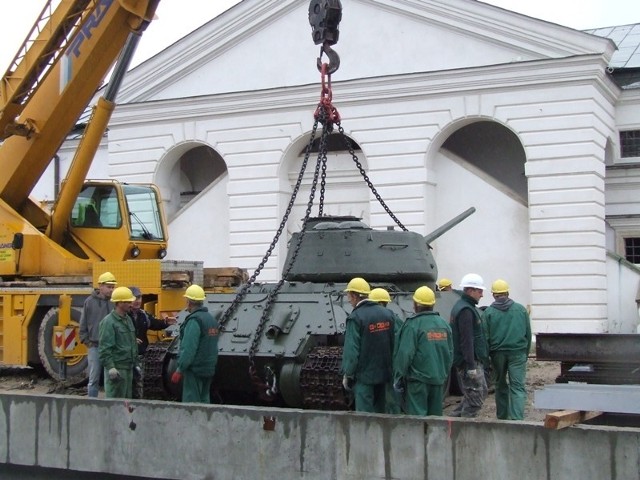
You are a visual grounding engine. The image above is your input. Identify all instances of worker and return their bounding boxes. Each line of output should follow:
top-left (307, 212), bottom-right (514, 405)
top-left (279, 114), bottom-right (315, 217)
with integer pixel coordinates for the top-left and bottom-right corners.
top-left (478, 305), bottom-right (495, 394)
top-left (368, 287), bottom-right (403, 414)
top-left (130, 286), bottom-right (177, 355)
top-left (393, 286), bottom-right (453, 416)
top-left (79, 271), bottom-right (117, 398)
top-left (449, 273), bottom-right (489, 417)
top-left (437, 278), bottom-right (453, 292)
top-left (482, 279), bottom-right (532, 420)
top-left (170, 285), bottom-right (219, 403)
top-left (98, 287), bottom-right (139, 399)
top-left (342, 278), bottom-right (395, 413)
top-left (129, 286), bottom-right (177, 399)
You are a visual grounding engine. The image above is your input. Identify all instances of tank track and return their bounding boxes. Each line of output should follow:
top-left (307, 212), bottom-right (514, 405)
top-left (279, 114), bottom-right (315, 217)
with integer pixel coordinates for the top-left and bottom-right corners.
top-left (143, 342), bottom-right (351, 408)
top-left (142, 341), bottom-right (173, 400)
top-left (299, 346), bottom-right (350, 410)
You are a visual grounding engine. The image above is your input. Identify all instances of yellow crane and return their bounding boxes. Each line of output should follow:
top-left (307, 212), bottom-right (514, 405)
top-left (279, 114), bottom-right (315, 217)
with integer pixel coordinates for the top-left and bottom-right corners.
top-left (0, 0), bottom-right (212, 384)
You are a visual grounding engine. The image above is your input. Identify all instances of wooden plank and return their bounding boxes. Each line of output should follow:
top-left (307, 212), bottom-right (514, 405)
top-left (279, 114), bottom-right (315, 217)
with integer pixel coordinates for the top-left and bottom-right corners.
top-left (203, 267), bottom-right (248, 288)
top-left (544, 410), bottom-right (603, 430)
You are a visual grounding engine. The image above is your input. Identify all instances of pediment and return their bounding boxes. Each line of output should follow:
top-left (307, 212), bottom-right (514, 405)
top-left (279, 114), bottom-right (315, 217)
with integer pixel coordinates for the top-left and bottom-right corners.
top-left (118, 0), bottom-right (615, 103)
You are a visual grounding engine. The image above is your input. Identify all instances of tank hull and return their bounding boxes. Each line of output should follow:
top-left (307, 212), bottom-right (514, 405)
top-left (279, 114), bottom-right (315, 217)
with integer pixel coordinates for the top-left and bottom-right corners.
top-left (149, 283), bottom-right (462, 409)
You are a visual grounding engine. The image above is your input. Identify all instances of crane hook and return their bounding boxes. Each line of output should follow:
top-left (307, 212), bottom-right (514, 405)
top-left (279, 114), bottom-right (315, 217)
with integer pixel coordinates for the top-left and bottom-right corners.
top-left (309, 0), bottom-right (342, 74)
top-left (316, 42), bottom-right (340, 75)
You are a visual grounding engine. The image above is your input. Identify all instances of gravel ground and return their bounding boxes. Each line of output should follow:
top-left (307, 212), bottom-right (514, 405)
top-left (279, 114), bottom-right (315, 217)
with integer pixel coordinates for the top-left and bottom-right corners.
top-left (443, 357), bottom-right (560, 421)
top-left (0, 358), bottom-right (561, 421)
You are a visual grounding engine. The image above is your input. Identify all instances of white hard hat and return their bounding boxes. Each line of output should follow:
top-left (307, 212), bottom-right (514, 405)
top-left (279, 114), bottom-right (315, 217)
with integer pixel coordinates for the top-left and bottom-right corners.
top-left (459, 273), bottom-right (486, 290)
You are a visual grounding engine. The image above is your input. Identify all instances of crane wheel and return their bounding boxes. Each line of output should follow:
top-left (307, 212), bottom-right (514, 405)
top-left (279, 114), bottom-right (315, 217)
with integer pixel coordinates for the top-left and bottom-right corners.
top-left (37, 307), bottom-right (88, 386)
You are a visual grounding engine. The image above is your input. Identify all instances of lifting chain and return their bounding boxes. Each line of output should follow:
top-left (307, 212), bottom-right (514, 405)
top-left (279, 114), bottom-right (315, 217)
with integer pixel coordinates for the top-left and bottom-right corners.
top-left (217, 107), bottom-right (332, 400)
top-left (217, 118), bottom-right (321, 332)
top-left (219, 0), bottom-right (406, 400)
top-left (246, 125), bottom-right (331, 399)
top-left (313, 63), bottom-right (340, 132)
top-left (318, 137), bottom-right (328, 217)
top-left (338, 121), bottom-right (408, 231)
top-left (308, 1), bottom-right (404, 229)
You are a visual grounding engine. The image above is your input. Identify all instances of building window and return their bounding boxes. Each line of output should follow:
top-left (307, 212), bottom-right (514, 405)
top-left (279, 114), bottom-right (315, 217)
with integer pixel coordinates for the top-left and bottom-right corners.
top-left (620, 130), bottom-right (640, 158)
top-left (624, 237), bottom-right (640, 264)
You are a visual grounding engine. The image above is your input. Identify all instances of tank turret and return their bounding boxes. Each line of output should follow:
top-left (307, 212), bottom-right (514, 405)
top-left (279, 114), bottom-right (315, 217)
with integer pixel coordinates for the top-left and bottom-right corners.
top-left (284, 207), bottom-right (475, 291)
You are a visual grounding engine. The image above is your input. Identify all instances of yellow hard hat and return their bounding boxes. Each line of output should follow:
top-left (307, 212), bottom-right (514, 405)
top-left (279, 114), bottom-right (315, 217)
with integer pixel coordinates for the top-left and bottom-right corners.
top-left (110, 287), bottom-right (136, 303)
top-left (369, 288), bottom-right (391, 303)
top-left (413, 286), bottom-right (436, 306)
top-left (344, 277), bottom-right (370, 295)
top-left (98, 271), bottom-right (117, 285)
top-left (438, 278), bottom-right (452, 289)
top-left (184, 284), bottom-right (206, 301)
top-left (491, 279), bottom-right (510, 294)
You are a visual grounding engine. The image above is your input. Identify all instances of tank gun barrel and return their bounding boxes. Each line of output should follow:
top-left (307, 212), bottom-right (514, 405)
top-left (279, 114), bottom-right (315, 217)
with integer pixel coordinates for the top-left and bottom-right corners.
top-left (424, 207), bottom-right (476, 245)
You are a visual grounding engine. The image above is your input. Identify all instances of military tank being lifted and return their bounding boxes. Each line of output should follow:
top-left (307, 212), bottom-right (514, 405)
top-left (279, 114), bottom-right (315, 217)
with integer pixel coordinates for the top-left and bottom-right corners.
top-left (142, 0), bottom-right (474, 408)
top-left (145, 209), bottom-right (474, 409)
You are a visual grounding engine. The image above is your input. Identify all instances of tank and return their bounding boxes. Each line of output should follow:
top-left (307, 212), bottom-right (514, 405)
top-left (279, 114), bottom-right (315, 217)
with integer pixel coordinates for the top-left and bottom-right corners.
top-left (143, 208), bottom-right (475, 409)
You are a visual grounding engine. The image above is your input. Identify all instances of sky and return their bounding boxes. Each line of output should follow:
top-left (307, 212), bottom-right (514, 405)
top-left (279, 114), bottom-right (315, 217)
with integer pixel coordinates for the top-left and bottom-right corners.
top-left (1, 0), bottom-right (639, 75)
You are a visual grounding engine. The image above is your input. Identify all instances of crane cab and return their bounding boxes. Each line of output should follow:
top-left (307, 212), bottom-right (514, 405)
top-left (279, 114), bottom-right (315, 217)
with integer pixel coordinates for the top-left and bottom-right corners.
top-left (69, 181), bottom-right (168, 261)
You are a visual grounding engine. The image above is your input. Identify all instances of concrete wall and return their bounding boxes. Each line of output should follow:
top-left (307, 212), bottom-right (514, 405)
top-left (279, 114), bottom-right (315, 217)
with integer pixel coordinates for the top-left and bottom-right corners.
top-left (1, 393), bottom-right (639, 480)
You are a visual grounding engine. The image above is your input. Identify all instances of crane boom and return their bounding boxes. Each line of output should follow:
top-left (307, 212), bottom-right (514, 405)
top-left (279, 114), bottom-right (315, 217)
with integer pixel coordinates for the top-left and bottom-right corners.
top-left (0, 0), bottom-right (92, 139)
top-left (0, 0), bottom-right (159, 215)
top-left (48, 32), bottom-right (141, 244)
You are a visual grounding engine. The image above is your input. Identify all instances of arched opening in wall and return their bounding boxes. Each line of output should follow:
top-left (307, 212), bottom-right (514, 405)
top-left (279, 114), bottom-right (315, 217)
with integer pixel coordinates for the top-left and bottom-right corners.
top-left (285, 133), bottom-right (369, 233)
top-left (434, 119), bottom-right (531, 307)
top-left (157, 144), bottom-right (228, 220)
top-left (442, 120), bottom-right (527, 204)
top-left (177, 145), bottom-right (227, 214)
top-left (155, 142), bottom-right (230, 268)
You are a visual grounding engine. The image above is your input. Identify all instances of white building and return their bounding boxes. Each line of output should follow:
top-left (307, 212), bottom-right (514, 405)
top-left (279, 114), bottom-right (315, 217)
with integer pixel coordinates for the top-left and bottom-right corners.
top-left (42, 0), bottom-right (640, 333)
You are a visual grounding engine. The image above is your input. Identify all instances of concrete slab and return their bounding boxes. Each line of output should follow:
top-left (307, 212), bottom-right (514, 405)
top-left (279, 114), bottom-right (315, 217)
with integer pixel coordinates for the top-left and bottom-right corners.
top-left (534, 384), bottom-right (640, 414)
top-left (1, 393), bottom-right (639, 480)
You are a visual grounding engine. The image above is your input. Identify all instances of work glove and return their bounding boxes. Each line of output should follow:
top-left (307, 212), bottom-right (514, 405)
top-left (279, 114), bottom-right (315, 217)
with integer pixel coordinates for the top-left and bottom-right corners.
top-left (171, 371), bottom-right (183, 384)
top-left (393, 379), bottom-right (405, 394)
top-left (108, 368), bottom-right (121, 381)
top-left (342, 375), bottom-right (354, 392)
top-left (133, 366), bottom-right (142, 378)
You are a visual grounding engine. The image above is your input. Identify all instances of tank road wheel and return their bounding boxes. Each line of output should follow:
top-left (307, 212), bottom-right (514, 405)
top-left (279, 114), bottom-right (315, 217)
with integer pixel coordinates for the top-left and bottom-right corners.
top-left (38, 307), bottom-right (87, 385)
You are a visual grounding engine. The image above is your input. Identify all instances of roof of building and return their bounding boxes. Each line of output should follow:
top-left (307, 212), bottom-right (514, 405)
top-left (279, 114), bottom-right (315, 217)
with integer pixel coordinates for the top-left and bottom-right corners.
top-left (585, 23), bottom-right (640, 69)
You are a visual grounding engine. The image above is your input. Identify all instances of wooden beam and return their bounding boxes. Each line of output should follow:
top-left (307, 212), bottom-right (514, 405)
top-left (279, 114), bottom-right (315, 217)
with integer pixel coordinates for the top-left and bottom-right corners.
top-left (544, 410), bottom-right (603, 430)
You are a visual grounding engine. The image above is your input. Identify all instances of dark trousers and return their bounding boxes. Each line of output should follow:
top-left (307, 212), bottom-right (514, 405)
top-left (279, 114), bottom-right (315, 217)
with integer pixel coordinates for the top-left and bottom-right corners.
top-left (385, 382), bottom-right (402, 414)
top-left (354, 382), bottom-right (386, 413)
top-left (132, 356), bottom-right (144, 399)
